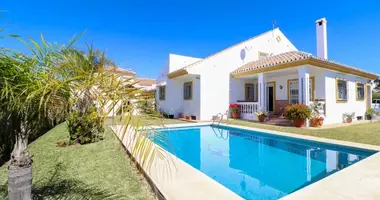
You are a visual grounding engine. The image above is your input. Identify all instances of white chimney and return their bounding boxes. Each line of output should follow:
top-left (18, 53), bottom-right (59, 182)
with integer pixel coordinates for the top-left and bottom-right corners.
top-left (315, 18), bottom-right (327, 59)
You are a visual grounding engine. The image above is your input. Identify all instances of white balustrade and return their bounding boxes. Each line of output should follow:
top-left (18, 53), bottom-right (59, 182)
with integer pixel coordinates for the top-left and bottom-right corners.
top-left (237, 102), bottom-right (260, 121)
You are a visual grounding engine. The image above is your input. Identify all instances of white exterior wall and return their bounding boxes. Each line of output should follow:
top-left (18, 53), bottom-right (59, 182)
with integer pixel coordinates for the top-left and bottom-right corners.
top-left (197, 29), bottom-right (297, 120)
top-left (323, 70), bottom-right (369, 124)
top-left (229, 79), bottom-right (258, 103)
top-left (156, 54), bottom-right (202, 119)
top-left (182, 75), bottom-right (201, 119)
top-left (231, 66), bottom-right (326, 104)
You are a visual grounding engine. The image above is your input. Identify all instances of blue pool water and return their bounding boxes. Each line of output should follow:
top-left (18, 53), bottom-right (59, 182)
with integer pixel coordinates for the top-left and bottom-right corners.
top-left (151, 125), bottom-right (376, 200)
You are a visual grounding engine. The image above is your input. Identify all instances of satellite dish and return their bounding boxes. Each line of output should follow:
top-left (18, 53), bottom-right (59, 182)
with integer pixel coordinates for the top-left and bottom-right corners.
top-left (240, 49), bottom-right (246, 60)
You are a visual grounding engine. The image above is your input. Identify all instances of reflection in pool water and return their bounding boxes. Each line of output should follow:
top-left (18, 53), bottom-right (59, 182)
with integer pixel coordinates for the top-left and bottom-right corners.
top-left (153, 125), bottom-right (375, 200)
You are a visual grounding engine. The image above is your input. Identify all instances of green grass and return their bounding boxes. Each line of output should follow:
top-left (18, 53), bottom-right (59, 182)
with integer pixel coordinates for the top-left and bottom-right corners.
top-left (2, 115), bottom-right (377, 199)
top-left (225, 120), bottom-right (380, 146)
top-left (0, 123), bottom-right (157, 200)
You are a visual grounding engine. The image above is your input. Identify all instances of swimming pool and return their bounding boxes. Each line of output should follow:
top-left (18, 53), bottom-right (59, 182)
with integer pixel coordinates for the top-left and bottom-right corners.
top-left (151, 125), bottom-right (376, 200)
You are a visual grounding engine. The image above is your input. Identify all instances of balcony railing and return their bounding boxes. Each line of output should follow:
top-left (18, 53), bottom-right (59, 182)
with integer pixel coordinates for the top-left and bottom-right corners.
top-left (237, 102), bottom-right (259, 120)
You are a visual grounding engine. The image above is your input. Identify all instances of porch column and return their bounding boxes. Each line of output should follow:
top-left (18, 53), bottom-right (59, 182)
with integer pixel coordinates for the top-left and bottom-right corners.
top-left (298, 66), bottom-right (310, 105)
top-left (258, 73), bottom-right (266, 111)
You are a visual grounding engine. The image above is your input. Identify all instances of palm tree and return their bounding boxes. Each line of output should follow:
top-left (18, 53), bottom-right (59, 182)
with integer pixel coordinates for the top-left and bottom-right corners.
top-left (0, 34), bottom-right (169, 199)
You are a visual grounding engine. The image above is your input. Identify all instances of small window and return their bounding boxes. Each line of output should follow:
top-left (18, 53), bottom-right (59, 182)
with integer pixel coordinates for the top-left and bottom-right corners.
top-left (336, 79), bottom-right (347, 102)
top-left (288, 79), bottom-right (299, 104)
top-left (258, 51), bottom-right (270, 60)
top-left (245, 84), bottom-right (255, 101)
top-left (276, 36), bottom-right (281, 42)
top-left (356, 83), bottom-right (365, 100)
top-left (309, 77), bottom-right (315, 102)
top-left (158, 86), bottom-right (166, 101)
top-left (184, 81), bottom-right (192, 100)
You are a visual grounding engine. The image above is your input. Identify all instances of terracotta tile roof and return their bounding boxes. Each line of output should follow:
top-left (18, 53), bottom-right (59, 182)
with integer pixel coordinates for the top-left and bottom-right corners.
top-left (168, 28), bottom-right (279, 77)
top-left (231, 51), bottom-right (378, 79)
top-left (104, 66), bottom-right (136, 76)
top-left (135, 78), bottom-right (156, 86)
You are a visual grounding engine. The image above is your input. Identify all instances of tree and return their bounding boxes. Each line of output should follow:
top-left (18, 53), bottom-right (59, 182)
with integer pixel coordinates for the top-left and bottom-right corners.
top-left (93, 49), bottom-right (116, 67)
top-left (0, 34), bottom-right (169, 199)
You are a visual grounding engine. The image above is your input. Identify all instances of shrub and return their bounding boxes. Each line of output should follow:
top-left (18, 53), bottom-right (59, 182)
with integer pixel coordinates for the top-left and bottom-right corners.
top-left (229, 104), bottom-right (241, 113)
top-left (67, 106), bottom-right (104, 144)
top-left (137, 99), bottom-right (157, 115)
top-left (365, 108), bottom-right (376, 118)
top-left (284, 104), bottom-right (312, 121)
top-left (343, 112), bottom-right (355, 119)
top-left (373, 92), bottom-right (380, 100)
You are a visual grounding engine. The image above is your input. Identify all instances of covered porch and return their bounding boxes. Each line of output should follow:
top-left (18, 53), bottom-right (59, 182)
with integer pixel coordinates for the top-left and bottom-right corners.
top-left (230, 66), bottom-right (325, 121)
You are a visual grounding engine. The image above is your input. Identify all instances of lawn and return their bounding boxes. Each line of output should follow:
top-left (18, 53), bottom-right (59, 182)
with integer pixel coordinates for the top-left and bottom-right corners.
top-left (225, 120), bottom-right (380, 146)
top-left (0, 123), bottom-right (158, 200)
top-left (1, 116), bottom-right (378, 199)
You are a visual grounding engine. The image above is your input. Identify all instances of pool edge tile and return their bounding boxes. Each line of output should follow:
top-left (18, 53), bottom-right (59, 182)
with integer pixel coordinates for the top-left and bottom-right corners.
top-left (110, 124), bottom-right (243, 200)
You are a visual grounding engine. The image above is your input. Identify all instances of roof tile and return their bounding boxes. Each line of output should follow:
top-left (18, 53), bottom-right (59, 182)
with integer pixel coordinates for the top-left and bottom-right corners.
top-left (231, 51), bottom-right (377, 79)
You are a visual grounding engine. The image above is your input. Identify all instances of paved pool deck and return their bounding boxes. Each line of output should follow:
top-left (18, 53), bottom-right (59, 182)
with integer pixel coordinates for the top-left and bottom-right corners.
top-left (111, 122), bottom-right (380, 200)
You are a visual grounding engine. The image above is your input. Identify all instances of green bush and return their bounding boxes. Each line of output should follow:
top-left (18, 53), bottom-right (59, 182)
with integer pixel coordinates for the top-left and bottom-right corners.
top-left (137, 99), bottom-right (157, 115)
top-left (365, 108), bottom-right (376, 120)
top-left (67, 106), bottom-right (104, 144)
top-left (284, 104), bottom-right (312, 120)
top-left (373, 92), bottom-right (380, 100)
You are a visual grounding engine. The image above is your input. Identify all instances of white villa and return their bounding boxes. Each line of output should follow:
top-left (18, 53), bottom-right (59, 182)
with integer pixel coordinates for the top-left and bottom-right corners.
top-left (156, 18), bottom-right (378, 125)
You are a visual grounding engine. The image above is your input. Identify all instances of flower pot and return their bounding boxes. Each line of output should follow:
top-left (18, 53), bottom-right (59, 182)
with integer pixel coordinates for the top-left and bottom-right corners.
top-left (345, 117), bottom-right (352, 123)
top-left (185, 115), bottom-right (191, 120)
top-left (168, 114), bottom-right (174, 119)
top-left (231, 112), bottom-right (240, 119)
top-left (293, 119), bottom-right (305, 128)
top-left (191, 116), bottom-right (196, 120)
top-left (258, 115), bottom-right (266, 122)
top-left (311, 118), bottom-right (324, 127)
top-left (178, 113), bottom-right (183, 118)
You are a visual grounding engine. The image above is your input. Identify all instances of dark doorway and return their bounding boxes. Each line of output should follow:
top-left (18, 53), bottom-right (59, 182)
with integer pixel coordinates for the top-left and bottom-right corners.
top-left (268, 86), bottom-right (274, 112)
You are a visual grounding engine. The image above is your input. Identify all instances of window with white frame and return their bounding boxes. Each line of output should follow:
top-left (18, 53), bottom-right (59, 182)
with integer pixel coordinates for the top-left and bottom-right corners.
top-left (309, 78), bottom-right (314, 101)
top-left (356, 83), bottom-right (365, 100)
top-left (184, 81), bottom-right (192, 100)
top-left (289, 80), bottom-right (299, 104)
top-left (158, 86), bottom-right (166, 101)
top-left (336, 79), bottom-right (348, 101)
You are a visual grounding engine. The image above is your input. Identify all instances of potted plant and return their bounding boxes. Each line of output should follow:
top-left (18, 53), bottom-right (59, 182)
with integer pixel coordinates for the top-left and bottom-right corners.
top-left (185, 115), bottom-right (192, 120)
top-left (284, 104), bottom-right (312, 128)
top-left (365, 108), bottom-right (376, 120)
top-left (229, 104), bottom-right (241, 119)
top-left (168, 114), bottom-right (174, 119)
top-left (178, 113), bottom-right (184, 119)
top-left (310, 102), bottom-right (325, 127)
top-left (343, 112), bottom-right (355, 123)
top-left (255, 109), bottom-right (268, 122)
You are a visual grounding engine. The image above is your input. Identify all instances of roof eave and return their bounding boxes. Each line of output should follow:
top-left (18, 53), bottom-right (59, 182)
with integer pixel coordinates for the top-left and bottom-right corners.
top-left (232, 59), bottom-right (378, 80)
top-left (167, 70), bottom-right (188, 79)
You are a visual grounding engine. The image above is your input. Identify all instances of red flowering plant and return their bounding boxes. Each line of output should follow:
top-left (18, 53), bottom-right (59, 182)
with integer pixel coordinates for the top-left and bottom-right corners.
top-left (229, 104), bottom-right (241, 113)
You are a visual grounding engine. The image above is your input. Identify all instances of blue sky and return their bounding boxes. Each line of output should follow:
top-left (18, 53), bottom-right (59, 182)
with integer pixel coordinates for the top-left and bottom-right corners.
top-left (1, 0), bottom-right (380, 78)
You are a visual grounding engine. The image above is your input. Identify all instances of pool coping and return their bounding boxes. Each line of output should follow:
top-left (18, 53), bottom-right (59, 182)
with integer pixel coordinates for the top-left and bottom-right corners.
top-left (112, 122), bottom-right (380, 200)
top-left (110, 123), bottom-right (243, 200)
